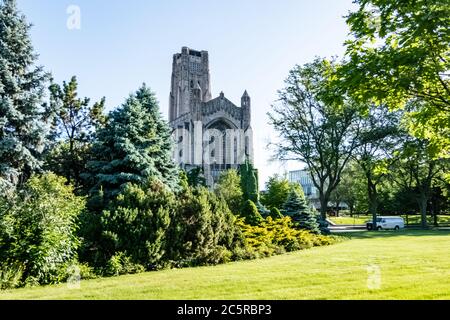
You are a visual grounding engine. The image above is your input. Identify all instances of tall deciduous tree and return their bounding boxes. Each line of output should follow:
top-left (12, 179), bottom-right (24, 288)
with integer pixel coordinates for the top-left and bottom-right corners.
top-left (341, 0), bottom-right (450, 157)
top-left (85, 85), bottom-right (179, 201)
top-left (45, 76), bottom-right (105, 191)
top-left (393, 138), bottom-right (446, 228)
top-left (353, 106), bottom-right (402, 230)
top-left (0, 0), bottom-right (50, 193)
top-left (269, 58), bottom-right (361, 219)
top-left (333, 161), bottom-right (366, 216)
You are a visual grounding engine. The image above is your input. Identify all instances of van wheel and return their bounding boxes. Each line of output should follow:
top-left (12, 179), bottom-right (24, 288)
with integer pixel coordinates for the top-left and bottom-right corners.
top-left (394, 226), bottom-right (399, 231)
top-left (377, 226), bottom-right (382, 231)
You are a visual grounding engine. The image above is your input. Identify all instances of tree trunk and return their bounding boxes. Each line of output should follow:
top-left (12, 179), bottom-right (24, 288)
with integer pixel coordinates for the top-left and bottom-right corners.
top-left (319, 196), bottom-right (328, 220)
top-left (370, 199), bottom-right (378, 232)
top-left (367, 178), bottom-right (378, 231)
top-left (431, 201), bottom-right (438, 227)
top-left (418, 195), bottom-right (428, 229)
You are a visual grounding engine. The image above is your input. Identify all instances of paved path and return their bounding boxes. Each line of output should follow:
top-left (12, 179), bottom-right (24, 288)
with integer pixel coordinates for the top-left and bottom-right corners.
top-left (329, 224), bottom-right (367, 233)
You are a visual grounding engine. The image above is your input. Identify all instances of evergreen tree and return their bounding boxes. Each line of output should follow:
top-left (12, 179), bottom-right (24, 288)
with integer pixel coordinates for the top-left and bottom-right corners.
top-left (241, 199), bottom-right (263, 226)
top-left (240, 159), bottom-right (259, 203)
top-left (97, 179), bottom-right (174, 270)
top-left (186, 167), bottom-right (206, 188)
top-left (45, 76), bottom-right (105, 192)
top-left (167, 187), bottom-right (243, 266)
top-left (283, 189), bottom-right (320, 234)
top-left (269, 207), bottom-right (283, 220)
top-left (0, 0), bottom-right (50, 193)
top-left (84, 85), bottom-right (179, 201)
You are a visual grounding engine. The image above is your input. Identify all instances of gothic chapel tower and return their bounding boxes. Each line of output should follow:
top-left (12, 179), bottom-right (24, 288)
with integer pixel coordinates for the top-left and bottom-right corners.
top-left (169, 47), bottom-right (254, 187)
top-left (169, 47), bottom-right (211, 121)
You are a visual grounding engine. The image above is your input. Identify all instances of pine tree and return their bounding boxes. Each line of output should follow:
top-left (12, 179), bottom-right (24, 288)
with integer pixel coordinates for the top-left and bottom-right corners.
top-left (45, 76), bottom-right (105, 192)
top-left (0, 0), bottom-right (50, 193)
top-left (283, 189), bottom-right (320, 234)
top-left (186, 167), bottom-right (206, 187)
top-left (85, 85), bottom-right (179, 200)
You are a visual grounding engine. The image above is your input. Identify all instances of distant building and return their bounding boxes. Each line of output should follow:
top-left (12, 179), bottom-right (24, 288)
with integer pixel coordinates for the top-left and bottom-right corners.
top-left (289, 170), bottom-right (318, 198)
top-left (288, 169), bottom-right (320, 209)
top-left (289, 169), bottom-right (348, 213)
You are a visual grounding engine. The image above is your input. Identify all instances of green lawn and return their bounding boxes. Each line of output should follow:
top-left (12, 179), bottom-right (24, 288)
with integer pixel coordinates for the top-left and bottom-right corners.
top-left (1, 230), bottom-right (450, 300)
top-left (329, 215), bottom-right (450, 226)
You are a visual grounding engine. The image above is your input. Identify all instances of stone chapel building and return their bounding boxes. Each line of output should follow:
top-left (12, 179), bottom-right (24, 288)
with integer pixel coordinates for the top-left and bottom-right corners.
top-left (169, 47), bottom-right (254, 187)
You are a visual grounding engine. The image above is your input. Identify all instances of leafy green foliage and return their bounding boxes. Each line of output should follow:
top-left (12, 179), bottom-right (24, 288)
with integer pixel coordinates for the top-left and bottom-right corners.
top-left (0, 262), bottom-right (24, 290)
top-left (215, 169), bottom-right (243, 215)
top-left (391, 138), bottom-right (447, 228)
top-left (104, 252), bottom-right (145, 277)
top-left (0, 173), bottom-right (85, 286)
top-left (261, 175), bottom-right (291, 210)
top-left (341, 0), bottom-right (450, 157)
top-left (186, 167), bottom-right (207, 188)
top-left (269, 58), bottom-right (361, 218)
top-left (0, 0), bottom-right (51, 192)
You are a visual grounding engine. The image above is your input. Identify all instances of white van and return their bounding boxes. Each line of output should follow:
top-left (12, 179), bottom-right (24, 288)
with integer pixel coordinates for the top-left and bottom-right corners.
top-left (366, 216), bottom-right (405, 231)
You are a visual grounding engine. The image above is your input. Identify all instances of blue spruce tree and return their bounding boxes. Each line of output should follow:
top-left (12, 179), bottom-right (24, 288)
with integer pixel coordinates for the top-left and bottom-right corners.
top-left (0, 0), bottom-right (50, 193)
top-left (85, 85), bottom-right (179, 201)
top-left (283, 189), bottom-right (320, 234)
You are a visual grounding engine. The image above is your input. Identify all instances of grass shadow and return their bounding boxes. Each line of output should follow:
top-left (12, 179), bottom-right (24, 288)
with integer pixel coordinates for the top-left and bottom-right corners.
top-left (338, 229), bottom-right (450, 240)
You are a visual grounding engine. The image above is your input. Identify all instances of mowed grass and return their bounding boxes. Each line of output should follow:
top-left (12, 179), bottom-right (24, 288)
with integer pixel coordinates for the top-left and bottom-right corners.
top-left (1, 230), bottom-right (450, 300)
top-left (329, 215), bottom-right (450, 225)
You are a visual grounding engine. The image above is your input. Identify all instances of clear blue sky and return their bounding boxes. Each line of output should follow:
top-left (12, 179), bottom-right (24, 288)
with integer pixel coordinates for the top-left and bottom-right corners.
top-left (18, 0), bottom-right (356, 189)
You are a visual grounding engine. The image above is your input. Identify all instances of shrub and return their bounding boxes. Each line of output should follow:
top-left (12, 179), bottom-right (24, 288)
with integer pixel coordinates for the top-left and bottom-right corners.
top-left (269, 207), bottom-right (284, 220)
top-left (241, 200), bottom-right (264, 226)
top-left (236, 216), bottom-right (339, 259)
top-left (104, 252), bottom-right (145, 277)
top-left (215, 169), bottom-right (243, 216)
top-left (167, 187), bottom-right (243, 267)
top-left (0, 173), bottom-right (85, 287)
top-left (0, 263), bottom-right (24, 290)
top-left (81, 178), bottom-right (175, 272)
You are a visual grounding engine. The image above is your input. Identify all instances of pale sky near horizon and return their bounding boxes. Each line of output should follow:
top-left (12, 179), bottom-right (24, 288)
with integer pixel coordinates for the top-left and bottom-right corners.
top-left (18, 0), bottom-right (356, 189)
